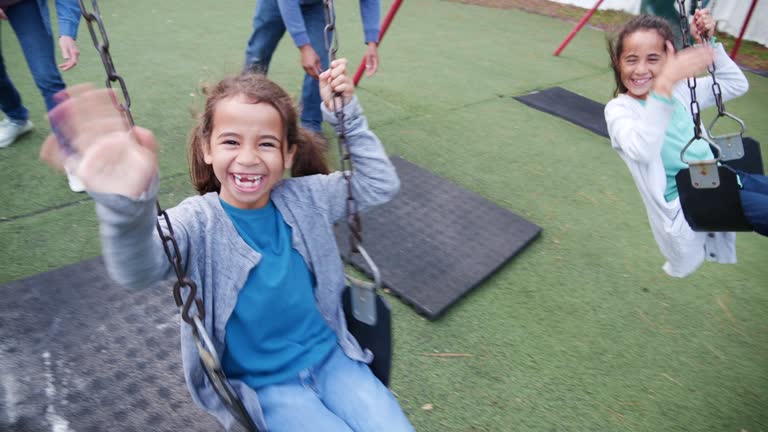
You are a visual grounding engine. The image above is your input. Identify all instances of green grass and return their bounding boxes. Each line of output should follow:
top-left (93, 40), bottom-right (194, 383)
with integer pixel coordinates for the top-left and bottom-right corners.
top-left (2, 0), bottom-right (767, 430)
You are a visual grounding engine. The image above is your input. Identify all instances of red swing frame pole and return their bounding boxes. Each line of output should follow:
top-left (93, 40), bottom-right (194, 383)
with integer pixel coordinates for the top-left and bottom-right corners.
top-left (729, 0), bottom-right (759, 59)
top-left (553, 0), bottom-right (605, 56)
top-left (353, 0), bottom-right (404, 86)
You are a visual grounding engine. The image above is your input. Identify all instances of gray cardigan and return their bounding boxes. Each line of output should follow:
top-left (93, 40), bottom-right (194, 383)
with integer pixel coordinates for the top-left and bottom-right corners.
top-left (91, 97), bottom-right (399, 430)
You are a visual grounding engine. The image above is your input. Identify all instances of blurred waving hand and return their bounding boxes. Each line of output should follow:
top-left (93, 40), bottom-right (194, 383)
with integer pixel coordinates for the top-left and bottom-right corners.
top-left (40, 85), bottom-right (158, 198)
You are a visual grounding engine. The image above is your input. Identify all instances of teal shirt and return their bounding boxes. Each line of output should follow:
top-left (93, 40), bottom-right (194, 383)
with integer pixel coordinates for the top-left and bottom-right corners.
top-left (647, 93), bottom-right (715, 202)
top-left (220, 199), bottom-right (336, 389)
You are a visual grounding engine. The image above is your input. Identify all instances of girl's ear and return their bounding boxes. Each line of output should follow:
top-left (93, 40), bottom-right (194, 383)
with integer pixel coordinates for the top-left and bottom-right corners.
top-left (665, 40), bottom-right (676, 56)
top-left (202, 140), bottom-right (213, 165)
top-left (284, 142), bottom-right (297, 170)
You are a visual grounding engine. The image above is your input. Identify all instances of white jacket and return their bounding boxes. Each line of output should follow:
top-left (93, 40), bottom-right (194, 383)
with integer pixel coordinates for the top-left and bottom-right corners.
top-left (604, 43), bottom-right (749, 277)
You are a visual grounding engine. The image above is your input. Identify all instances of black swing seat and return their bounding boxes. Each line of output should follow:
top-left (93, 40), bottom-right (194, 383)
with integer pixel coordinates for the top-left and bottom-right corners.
top-left (342, 286), bottom-right (393, 387)
top-left (676, 166), bottom-right (753, 232)
top-left (676, 137), bottom-right (763, 233)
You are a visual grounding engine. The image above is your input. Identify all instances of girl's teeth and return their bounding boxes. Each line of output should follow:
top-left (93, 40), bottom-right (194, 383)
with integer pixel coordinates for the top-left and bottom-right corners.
top-left (234, 175), bottom-right (262, 187)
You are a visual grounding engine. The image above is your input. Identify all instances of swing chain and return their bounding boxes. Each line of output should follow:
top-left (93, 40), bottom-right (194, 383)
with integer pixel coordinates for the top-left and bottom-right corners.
top-left (78, 0), bottom-right (202, 327)
top-left (78, 0), bottom-right (133, 126)
top-left (706, 49), bottom-right (725, 116)
top-left (323, 0), bottom-right (363, 252)
top-left (78, 3), bottom-right (259, 430)
top-left (693, 0), bottom-right (726, 116)
top-left (156, 206), bottom-right (205, 325)
top-left (676, 0), bottom-right (704, 140)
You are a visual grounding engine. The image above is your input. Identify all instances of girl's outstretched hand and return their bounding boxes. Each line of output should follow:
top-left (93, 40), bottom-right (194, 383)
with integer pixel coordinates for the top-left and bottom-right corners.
top-left (691, 8), bottom-right (715, 45)
top-left (40, 84), bottom-right (158, 198)
top-left (319, 58), bottom-right (354, 110)
top-left (653, 40), bottom-right (714, 97)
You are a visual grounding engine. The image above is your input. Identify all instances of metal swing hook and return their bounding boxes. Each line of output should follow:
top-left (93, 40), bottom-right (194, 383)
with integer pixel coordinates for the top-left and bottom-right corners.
top-left (681, 134), bottom-right (722, 189)
top-left (345, 244), bottom-right (382, 326)
top-left (693, 2), bottom-right (748, 163)
top-left (191, 316), bottom-right (258, 430)
top-left (706, 111), bottom-right (747, 162)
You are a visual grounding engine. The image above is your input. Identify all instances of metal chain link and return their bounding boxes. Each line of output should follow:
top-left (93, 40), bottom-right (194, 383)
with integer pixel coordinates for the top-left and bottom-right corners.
top-left (708, 62), bottom-right (724, 116)
top-left (686, 0), bottom-right (724, 116)
top-left (77, 2), bottom-right (257, 429)
top-left (676, 0), bottom-right (703, 139)
top-left (78, 0), bottom-right (134, 126)
top-left (323, 0), bottom-right (363, 252)
top-left (678, 1), bottom-right (730, 134)
top-left (78, 0), bottom-right (202, 326)
top-left (695, 0), bottom-right (726, 116)
top-left (696, 0), bottom-right (746, 159)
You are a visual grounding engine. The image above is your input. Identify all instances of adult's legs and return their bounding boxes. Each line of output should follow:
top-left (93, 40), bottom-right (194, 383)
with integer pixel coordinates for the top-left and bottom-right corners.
top-left (738, 171), bottom-right (768, 236)
top-left (6, 1), bottom-right (83, 189)
top-left (317, 346), bottom-right (415, 432)
top-left (244, 0), bottom-right (287, 72)
top-left (299, 1), bottom-right (330, 133)
top-left (0, 30), bottom-right (29, 122)
top-left (7, 0), bottom-right (66, 112)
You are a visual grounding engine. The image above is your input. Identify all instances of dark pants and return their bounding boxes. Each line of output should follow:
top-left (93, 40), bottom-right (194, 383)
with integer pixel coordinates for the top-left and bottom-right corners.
top-left (738, 170), bottom-right (768, 236)
top-left (244, 0), bottom-right (329, 133)
top-left (0, 0), bottom-right (66, 120)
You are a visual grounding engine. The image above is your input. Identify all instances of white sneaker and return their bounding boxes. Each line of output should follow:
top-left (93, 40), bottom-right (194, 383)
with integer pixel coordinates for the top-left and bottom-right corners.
top-left (66, 168), bottom-right (86, 193)
top-left (0, 118), bottom-right (34, 148)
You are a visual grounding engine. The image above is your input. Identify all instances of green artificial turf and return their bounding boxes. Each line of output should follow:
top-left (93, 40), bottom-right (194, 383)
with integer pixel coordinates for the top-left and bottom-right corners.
top-left (1, 0), bottom-right (766, 430)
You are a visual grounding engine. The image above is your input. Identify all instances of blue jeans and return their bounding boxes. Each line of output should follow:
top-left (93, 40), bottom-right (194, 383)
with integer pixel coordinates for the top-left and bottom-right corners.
top-left (0, 0), bottom-right (66, 120)
top-left (738, 170), bottom-right (768, 236)
top-left (255, 345), bottom-right (414, 432)
top-left (244, 0), bottom-right (329, 133)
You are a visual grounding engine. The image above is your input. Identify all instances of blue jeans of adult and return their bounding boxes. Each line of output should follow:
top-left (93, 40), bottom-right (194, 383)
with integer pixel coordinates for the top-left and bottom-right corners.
top-left (244, 0), bottom-right (328, 133)
top-left (0, 0), bottom-right (66, 121)
top-left (255, 344), bottom-right (415, 431)
top-left (737, 170), bottom-right (768, 236)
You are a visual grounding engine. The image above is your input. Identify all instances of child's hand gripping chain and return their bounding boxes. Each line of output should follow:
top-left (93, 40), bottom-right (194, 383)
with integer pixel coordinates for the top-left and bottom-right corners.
top-left (319, 58), bottom-right (354, 110)
top-left (40, 84), bottom-right (158, 198)
top-left (653, 7), bottom-right (716, 97)
top-left (690, 8), bottom-right (715, 45)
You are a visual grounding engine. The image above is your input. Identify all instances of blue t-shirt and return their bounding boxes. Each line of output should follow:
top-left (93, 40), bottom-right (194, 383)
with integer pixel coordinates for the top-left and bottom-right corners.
top-left (220, 199), bottom-right (336, 389)
top-left (646, 93), bottom-right (715, 202)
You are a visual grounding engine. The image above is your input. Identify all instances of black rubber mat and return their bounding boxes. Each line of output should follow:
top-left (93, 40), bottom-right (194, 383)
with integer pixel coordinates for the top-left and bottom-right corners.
top-left (514, 86), bottom-right (609, 138)
top-left (336, 157), bottom-right (542, 320)
top-left (0, 258), bottom-right (226, 432)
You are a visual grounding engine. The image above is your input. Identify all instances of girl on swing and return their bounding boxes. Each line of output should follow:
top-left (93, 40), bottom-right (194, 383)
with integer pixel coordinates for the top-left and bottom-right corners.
top-left (605, 9), bottom-right (768, 278)
top-left (40, 59), bottom-right (414, 431)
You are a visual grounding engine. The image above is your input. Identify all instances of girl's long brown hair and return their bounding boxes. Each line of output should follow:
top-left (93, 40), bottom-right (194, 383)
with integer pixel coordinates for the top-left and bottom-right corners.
top-left (608, 15), bottom-right (675, 97)
top-left (188, 73), bottom-right (330, 194)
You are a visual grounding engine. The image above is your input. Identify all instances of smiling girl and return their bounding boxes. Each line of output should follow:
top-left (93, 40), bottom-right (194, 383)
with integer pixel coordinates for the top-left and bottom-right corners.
top-left (604, 11), bottom-right (767, 277)
top-left (40, 59), bottom-right (414, 431)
